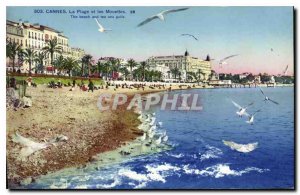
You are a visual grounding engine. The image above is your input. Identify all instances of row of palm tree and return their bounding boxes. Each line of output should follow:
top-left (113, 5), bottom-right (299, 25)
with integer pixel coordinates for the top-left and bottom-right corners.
top-left (6, 38), bottom-right (63, 75)
top-left (7, 39), bottom-right (207, 82)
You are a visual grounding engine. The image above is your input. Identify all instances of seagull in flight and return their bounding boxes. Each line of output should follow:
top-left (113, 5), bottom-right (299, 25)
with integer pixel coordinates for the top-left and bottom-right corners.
top-left (283, 65), bottom-right (289, 75)
top-left (245, 109), bottom-right (261, 125)
top-left (137, 8), bottom-right (189, 27)
top-left (95, 18), bottom-right (112, 32)
top-left (12, 132), bottom-right (68, 158)
top-left (219, 54), bottom-right (239, 66)
top-left (259, 88), bottom-right (279, 105)
top-left (232, 100), bottom-right (254, 117)
top-left (181, 34), bottom-right (198, 41)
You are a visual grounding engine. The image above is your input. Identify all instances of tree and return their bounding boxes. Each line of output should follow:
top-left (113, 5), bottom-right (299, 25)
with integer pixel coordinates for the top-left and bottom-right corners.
top-left (43, 38), bottom-right (62, 75)
top-left (170, 67), bottom-right (180, 80)
top-left (187, 72), bottom-right (196, 82)
top-left (133, 66), bottom-right (144, 81)
top-left (260, 73), bottom-right (270, 83)
top-left (103, 62), bottom-right (111, 80)
top-left (81, 54), bottom-right (93, 77)
top-left (53, 55), bottom-right (65, 75)
top-left (34, 51), bottom-right (47, 74)
top-left (6, 41), bottom-right (22, 72)
top-left (196, 69), bottom-right (205, 83)
top-left (140, 61), bottom-right (149, 81)
top-left (23, 48), bottom-right (37, 75)
top-left (119, 67), bottom-right (130, 80)
top-left (64, 57), bottom-right (79, 77)
top-left (108, 58), bottom-right (118, 80)
top-left (96, 60), bottom-right (104, 78)
top-left (127, 58), bottom-right (137, 80)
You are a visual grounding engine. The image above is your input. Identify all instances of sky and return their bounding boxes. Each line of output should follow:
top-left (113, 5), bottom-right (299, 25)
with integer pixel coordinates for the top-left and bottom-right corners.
top-left (7, 6), bottom-right (294, 75)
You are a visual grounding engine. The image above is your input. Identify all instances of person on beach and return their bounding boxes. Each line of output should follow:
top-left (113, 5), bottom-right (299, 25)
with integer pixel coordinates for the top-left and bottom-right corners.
top-left (88, 79), bottom-right (94, 92)
top-left (72, 79), bottom-right (76, 88)
top-left (27, 77), bottom-right (32, 87)
top-left (57, 79), bottom-right (62, 88)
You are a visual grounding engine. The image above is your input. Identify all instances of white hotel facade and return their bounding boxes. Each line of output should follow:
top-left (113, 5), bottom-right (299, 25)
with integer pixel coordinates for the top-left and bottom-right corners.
top-left (6, 19), bottom-right (85, 74)
top-left (146, 50), bottom-right (212, 82)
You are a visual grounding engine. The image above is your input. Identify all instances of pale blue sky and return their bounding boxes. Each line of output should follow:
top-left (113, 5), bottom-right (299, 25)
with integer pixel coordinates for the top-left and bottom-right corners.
top-left (7, 6), bottom-right (294, 75)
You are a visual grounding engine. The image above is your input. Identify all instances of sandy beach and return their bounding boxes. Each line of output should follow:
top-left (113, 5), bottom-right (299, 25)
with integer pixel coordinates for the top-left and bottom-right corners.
top-left (6, 83), bottom-right (199, 187)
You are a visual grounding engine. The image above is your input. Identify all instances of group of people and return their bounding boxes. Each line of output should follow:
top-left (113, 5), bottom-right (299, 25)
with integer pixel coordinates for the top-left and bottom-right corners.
top-left (20, 76), bottom-right (198, 93)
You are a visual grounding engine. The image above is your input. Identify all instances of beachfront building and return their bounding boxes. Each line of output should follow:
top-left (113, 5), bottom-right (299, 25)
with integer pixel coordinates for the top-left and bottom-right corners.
top-left (148, 63), bottom-right (171, 81)
top-left (209, 79), bottom-right (232, 86)
top-left (6, 19), bottom-right (85, 74)
top-left (146, 50), bottom-right (212, 82)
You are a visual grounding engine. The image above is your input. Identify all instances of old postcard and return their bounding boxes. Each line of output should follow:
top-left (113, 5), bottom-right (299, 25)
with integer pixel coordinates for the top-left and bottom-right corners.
top-left (6, 6), bottom-right (294, 189)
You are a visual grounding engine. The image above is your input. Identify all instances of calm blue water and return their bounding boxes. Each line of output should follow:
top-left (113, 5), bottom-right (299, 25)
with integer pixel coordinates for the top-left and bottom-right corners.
top-left (26, 87), bottom-right (294, 189)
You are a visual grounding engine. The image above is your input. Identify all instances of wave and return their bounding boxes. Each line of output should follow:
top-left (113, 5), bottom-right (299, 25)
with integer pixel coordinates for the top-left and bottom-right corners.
top-left (166, 152), bottom-right (184, 158)
top-left (183, 164), bottom-right (269, 178)
top-left (96, 177), bottom-right (121, 189)
top-left (118, 169), bottom-right (148, 182)
top-left (145, 163), bottom-right (181, 183)
top-left (223, 140), bottom-right (258, 153)
top-left (200, 145), bottom-right (223, 161)
top-left (117, 163), bottom-right (181, 188)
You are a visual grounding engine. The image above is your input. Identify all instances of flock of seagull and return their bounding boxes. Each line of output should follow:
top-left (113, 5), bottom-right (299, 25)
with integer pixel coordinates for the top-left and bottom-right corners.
top-left (232, 87), bottom-right (279, 125)
top-left (94, 7), bottom-right (291, 75)
top-left (94, 7), bottom-right (239, 67)
top-left (137, 112), bottom-right (168, 147)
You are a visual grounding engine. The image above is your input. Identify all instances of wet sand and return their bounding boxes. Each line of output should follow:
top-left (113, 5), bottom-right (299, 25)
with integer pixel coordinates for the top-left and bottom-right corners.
top-left (6, 83), bottom-right (198, 187)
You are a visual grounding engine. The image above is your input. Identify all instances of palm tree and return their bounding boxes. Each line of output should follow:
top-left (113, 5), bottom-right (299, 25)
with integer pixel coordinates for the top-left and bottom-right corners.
top-left (43, 38), bottom-right (62, 75)
top-left (104, 62), bottom-right (111, 80)
top-left (187, 71), bottom-right (196, 82)
top-left (6, 41), bottom-right (22, 72)
top-left (108, 58), bottom-right (118, 80)
top-left (127, 58), bottom-right (137, 81)
top-left (96, 60), bottom-right (104, 78)
top-left (153, 71), bottom-right (163, 81)
top-left (23, 48), bottom-right (37, 75)
top-left (119, 67), bottom-right (130, 80)
top-left (193, 69), bottom-right (205, 84)
top-left (64, 57), bottom-right (79, 77)
top-left (140, 61), bottom-right (149, 81)
top-left (171, 67), bottom-right (180, 80)
top-left (133, 66), bottom-right (143, 81)
top-left (81, 54), bottom-right (93, 77)
top-left (53, 55), bottom-right (65, 76)
top-left (34, 51), bottom-right (47, 74)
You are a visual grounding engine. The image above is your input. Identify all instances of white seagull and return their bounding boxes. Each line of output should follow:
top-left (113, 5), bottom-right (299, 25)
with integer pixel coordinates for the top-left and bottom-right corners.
top-left (12, 132), bottom-right (68, 158)
top-left (137, 8), bottom-right (189, 27)
top-left (232, 100), bottom-right (254, 117)
top-left (162, 131), bottom-right (168, 142)
top-left (95, 18), bottom-right (112, 33)
top-left (140, 133), bottom-right (147, 142)
top-left (245, 109), bottom-right (261, 125)
top-left (155, 136), bottom-right (162, 145)
top-left (259, 88), bottom-right (279, 105)
top-left (219, 54), bottom-right (239, 66)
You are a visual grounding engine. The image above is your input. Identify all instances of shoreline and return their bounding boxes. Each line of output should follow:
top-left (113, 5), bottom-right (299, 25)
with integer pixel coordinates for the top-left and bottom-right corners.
top-left (6, 84), bottom-right (191, 188)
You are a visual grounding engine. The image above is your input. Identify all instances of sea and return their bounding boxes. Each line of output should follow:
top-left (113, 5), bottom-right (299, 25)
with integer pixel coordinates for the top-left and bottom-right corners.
top-left (25, 87), bottom-right (294, 189)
